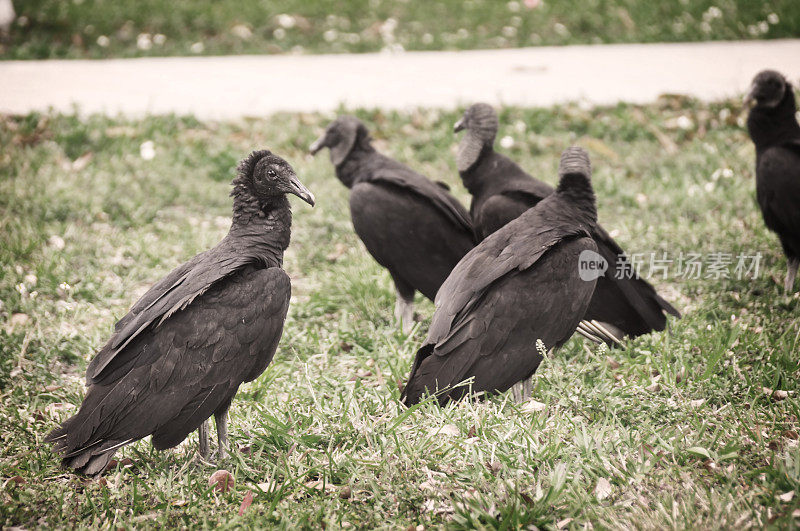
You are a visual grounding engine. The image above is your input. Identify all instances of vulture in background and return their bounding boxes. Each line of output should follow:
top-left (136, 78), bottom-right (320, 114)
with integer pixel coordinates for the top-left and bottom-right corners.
top-left (310, 116), bottom-right (475, 333)
top-left (47, 150), bottom-right (315, 475)
top-left (454, 103), bottom-right (680, 345)
top-left (402, 147), bottom-right (599, 406)
top-left (745, 69), bottom-right (800, 293)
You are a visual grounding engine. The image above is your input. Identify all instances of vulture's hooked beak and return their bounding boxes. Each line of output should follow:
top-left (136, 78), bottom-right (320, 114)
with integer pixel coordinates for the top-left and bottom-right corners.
top-left (288, 174), bottom-right (316, 206)
top-left (309, 135), bottom-right (325, 155)
top-left (453, 119), bottom-right (465, 133)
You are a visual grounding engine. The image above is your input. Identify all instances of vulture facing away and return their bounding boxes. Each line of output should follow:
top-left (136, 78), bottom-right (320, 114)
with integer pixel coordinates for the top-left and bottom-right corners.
top-left (745, 69), bottom-right (800, 293)
top-left (454, 103), bottom-right (680, 345)
top-left (310, 116), bottom-right (476, 332)
top-left (402, 147), bottom-right (599, 406)
top-left (47, 150), bottom-right (315, 475)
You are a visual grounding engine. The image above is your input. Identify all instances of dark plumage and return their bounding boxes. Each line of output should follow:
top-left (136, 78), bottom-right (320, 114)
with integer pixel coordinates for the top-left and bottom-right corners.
top-left (310, 116), bottom-right (475, 332)
top-left (454, 103), bottom-right (680, 344)
top-left (47, 150), bottom-right (315, 475)
top-left (402, 147), bottom-right (599, 406)
top-left (745, 70), bottom-right (800, 293)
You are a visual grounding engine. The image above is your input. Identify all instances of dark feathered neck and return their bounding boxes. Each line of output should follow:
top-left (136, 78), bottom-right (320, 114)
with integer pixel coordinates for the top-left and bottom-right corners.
top-left (335, 143), bottom-right (378, 188)
top-left (556, 174), bottom-right (597, 224)
top-left (459, 146), bottom-right (498, 195)
top-left (747, 88), bottom-right (800, 153)
top-left (228, 180), bottom-right (291, 268)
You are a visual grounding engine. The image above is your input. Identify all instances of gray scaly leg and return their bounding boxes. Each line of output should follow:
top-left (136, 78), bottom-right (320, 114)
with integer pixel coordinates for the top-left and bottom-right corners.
top-left (521, 378), bottom-right (532, 401)
top-left (215, 407), bottom-right (230, 460)
top-left (786, 257), bottom-right (799, 293)
top-left (198, 420), bottom-right (210, 459)
top-left (394, 290), bottom-right (415, 334)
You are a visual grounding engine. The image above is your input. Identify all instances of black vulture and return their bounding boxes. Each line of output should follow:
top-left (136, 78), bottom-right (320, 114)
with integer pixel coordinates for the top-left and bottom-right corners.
top-left (46, 150), bottom-right (315, 475)
top-left (454, 103), bottom-right (680, 345)
top-left (745, 70), bottom-right (800, 293)
top-left (402, 147), bottom-right (600, 406)
top-left (309, 116), bottom-right (475, 333)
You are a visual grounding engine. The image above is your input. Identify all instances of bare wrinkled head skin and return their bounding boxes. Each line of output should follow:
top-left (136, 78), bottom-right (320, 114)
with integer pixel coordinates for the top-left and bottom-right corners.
top-left (454, 103), bottom-right (500, 172)
top-left (746, 70), bottom-right (788, 109)
top-left (237, 150), bottom-right (315, 206)
top-left (309, 116), bottom-right (370, 166)
top-left (558, 146), bottom-right (592, 180)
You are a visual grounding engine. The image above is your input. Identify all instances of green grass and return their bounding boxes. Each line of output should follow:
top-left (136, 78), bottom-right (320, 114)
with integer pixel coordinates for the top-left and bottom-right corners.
top-left (2, 0), bottom-right (799, 60)
top-left (2, 99), bottom-right (800, 528)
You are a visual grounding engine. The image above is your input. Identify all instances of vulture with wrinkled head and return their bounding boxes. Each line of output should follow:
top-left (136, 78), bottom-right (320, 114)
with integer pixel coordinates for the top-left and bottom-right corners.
top-left (745, 69), bottom-right (800, 293)
top-left (47, 150), bottom-right (315, 475)
top-left (402, 147), bottom-right (599, 406)
top-left (453, 103), bottom-right (680, 345)
top-left (310, 116), bottom-right (476, 332)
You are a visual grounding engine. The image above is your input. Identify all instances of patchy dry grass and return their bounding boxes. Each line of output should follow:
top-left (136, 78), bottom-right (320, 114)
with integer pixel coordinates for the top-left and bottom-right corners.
top-left (1, 99), bottom-right (800, 528)
top-left (2, 0), bottom-right (799, 59)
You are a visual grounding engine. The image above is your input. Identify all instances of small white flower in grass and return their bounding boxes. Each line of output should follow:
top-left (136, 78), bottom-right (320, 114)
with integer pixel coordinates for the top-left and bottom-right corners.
top-left (510, 16), bottom-right (522, 27)
top-left (535, 338), bottom-right (547, 358)
top-left (507, 1), bottom-right (520, 12)
top-left (140, 141), bottom-right (156, 160)
top-left (190, 42), bottom-right (204, 54)
top-left (15, 283), bottom-right (27, 296)
top-left (59, 282), bottom-right (71, 291)
top-left (323, 29), bottom-right (337, 42)
top-left (524, 0), bottom-right (541, 8)
top-left (421, 33), bottom-right (433, 44)
top-left (768, 13), bottom-right (780, 25)
top-left (96, 35), bottom-right (110, 47)
top-left (231, 24), bottom-right (252, 40)
top-left (24, 274), bottom-right (37, 286)
top-left (704, 182), bottom-right (715, 192)
top-left (758, 21), bottom-right (769, 34)
top-left (595, 477), bottom-right (612, 500)
top-left (273, 28), bottom-right (286, 40)
top-left (136, 33), bottom-right (152, 50)
top-left (553, 23), bottom-right (569, 37)
top-left (153, 34), bottom-right (166, 45)
top-left (276, 14), bottom-right (296, 29)
top-left (676, 115), bottom-right (693, 130)
top-left (456, 28), bottom-right (469, 39)
top-left (719, 108), bottom-right (730, 122)
top-left (502, 26), bottom-right (517, 37)
top-left (500, 135), bottom-right (515, 149)
top-left (48, 235), bottom-right (65, 250)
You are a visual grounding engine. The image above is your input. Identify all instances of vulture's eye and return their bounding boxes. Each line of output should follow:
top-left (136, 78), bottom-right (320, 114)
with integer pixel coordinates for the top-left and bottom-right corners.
top-left (268, 169), bottom-right (277, 178)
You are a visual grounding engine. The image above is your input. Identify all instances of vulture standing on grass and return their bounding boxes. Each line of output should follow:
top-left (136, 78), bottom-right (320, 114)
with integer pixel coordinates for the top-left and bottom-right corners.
top-left (310, 116), bottom-right (475, 333)
top-left (454, 103), bottom-right (680, 345)
top-left (402, 147), bottom-right (599, 406)
top-left (745, 69), bottom-right (800, 293)
top-left (47, 150), bottom-right (315, 475)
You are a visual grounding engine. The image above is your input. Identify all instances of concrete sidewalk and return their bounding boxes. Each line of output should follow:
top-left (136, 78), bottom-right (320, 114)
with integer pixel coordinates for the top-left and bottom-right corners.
top-left (2, 39), bottom-right (800, 119)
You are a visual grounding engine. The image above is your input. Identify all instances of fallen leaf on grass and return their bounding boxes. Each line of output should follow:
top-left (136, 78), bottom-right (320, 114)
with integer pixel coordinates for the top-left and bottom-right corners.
top-left (778, 491), bottom-right (795, 502)
top-left (209, 470), bottom-right (235, 492)
top-left (304, 479), bottom-right (336, 494)
top-left (646, 382), bottom-right (661, 393)
top-left (238, 491), bottom-right (254, 516)
top-left (595, 477), bottom-right (612, 500)
top-left (521, 400), bottom-right (546, 413)
top-left (431, 424), bottom-right (459, 437)
top-left (606, 356), bottom-right (620, 369)
top-left (689, 399), bottom-right (705, 408)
